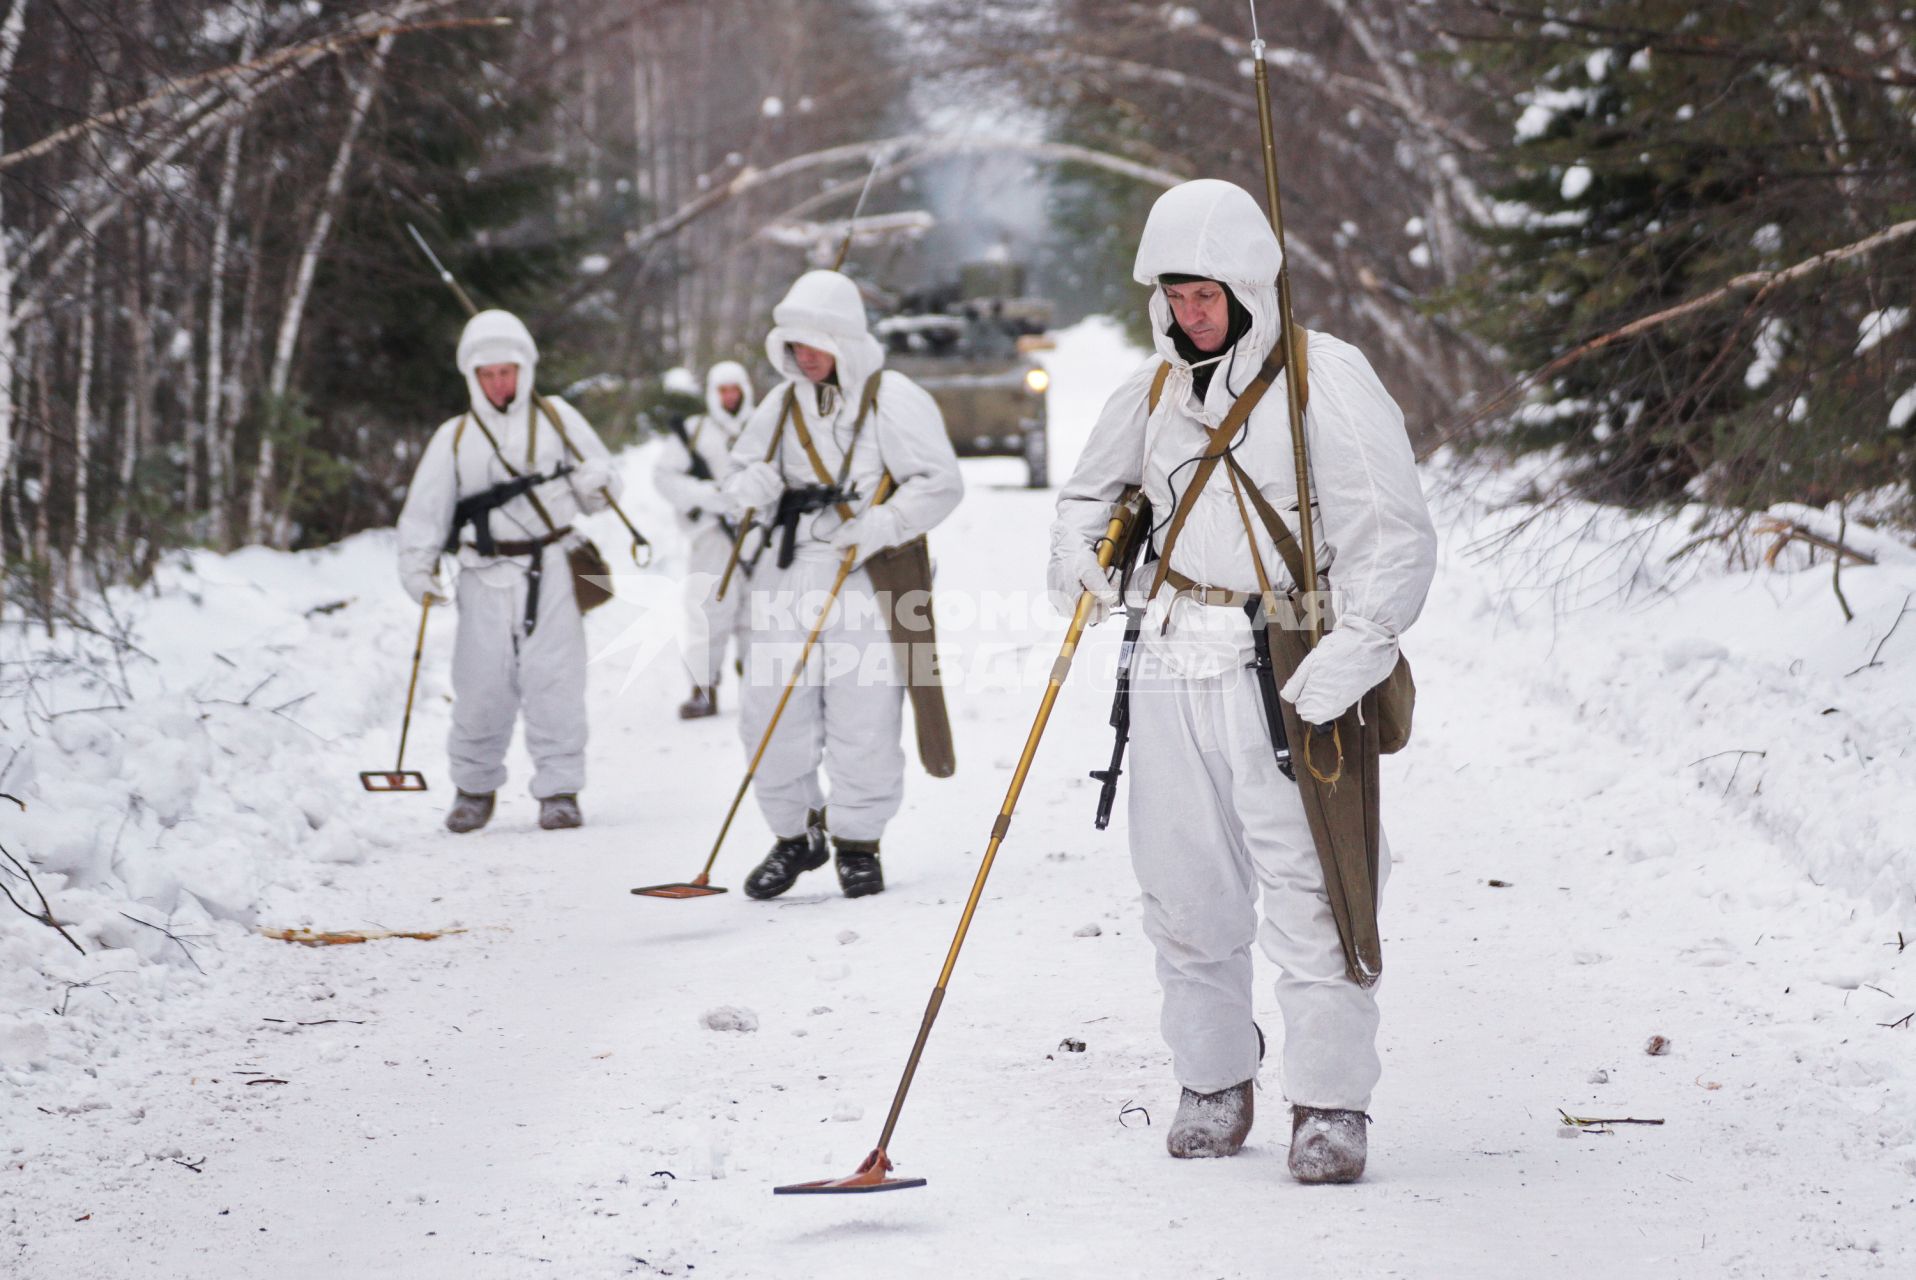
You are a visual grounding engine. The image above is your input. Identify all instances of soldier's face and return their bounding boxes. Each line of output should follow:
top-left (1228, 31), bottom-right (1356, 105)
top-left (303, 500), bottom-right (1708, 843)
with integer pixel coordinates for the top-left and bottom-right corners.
top-left (477, 362), bottom-right (520, 410)
top-left (790, 343), bottom-right (837, 384)
top-left (1163, 280), bottom-right (1230, 354)
top-left (719, 384), bottom-right (744, 413)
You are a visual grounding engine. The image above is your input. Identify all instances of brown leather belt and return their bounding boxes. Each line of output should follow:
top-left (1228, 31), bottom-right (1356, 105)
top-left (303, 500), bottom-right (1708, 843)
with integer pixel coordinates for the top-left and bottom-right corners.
top-left (488, 529), bottom-right (568, 558)
top-left (463, 528), bottom-right (569, 635)
top-left (1162, 567), bottom-right (1258, 609)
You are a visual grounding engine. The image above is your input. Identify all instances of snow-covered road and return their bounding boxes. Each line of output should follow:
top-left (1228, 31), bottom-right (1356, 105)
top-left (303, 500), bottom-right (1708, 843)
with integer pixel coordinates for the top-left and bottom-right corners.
top-left (6, 326), bottom-right (1914, 1279)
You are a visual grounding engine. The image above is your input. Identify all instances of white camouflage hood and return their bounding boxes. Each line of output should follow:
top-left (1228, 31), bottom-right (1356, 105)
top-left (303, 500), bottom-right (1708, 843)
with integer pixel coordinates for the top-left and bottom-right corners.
top-left (456, 309), bottom-right (539, 429)
top-left (764, 270), bottom-right (885, 410)
top-left (704, 359), bottom-right (756, 429)
top-left (1133, 179), bottom-right (1283, 395)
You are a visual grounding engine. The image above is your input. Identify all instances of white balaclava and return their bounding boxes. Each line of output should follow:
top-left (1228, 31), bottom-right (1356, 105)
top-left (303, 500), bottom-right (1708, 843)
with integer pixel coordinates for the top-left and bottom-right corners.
top-left (704, 359), bottom-right (756, 431)
top-left (456, 309), bottom-right (539, 430)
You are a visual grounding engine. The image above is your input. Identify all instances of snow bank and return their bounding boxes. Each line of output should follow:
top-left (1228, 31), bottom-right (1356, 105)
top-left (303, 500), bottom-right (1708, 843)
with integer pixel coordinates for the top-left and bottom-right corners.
top-left (0, 444), bottom-right (679, 1080)
top-left (1431, 471), bottom-right (1916, 926)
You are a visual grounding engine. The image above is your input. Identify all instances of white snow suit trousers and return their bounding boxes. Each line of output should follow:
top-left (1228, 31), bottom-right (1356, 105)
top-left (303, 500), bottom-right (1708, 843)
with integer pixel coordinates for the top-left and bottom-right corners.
top-left (737, 554), bottom-right (904, 843)
top-left (1127, 647), bottom-right (1388, 1110)
top-left (682, 524), bottom-right (751, 688)
top-left (448, 544), bottom-right (589, 800)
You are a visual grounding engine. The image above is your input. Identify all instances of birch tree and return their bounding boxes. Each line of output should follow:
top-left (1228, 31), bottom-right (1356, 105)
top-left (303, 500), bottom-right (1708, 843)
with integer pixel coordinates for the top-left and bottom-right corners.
top-left (246, 31), bottom-right (394, 547)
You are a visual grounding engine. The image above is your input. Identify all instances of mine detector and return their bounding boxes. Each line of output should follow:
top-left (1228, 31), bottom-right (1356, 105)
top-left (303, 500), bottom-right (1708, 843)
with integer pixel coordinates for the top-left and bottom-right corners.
top-left (876, 259), bottom-right (1055, 489)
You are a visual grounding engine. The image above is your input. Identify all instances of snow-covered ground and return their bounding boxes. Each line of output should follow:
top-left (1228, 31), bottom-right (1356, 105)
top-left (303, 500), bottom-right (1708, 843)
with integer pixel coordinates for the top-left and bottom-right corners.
top-left (4, 320), bottom-right (1914, 1278)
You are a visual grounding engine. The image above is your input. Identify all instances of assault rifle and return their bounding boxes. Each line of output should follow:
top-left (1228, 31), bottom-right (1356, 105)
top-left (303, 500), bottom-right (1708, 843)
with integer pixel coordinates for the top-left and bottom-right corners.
top-left (1089, 491), bottom-right (1154, 829)
top-left (665, 417), bottom-right (737, 540)
top-left (444, 463), bottom-right (575, 557)
top-left (1089, 614), bottom-right (1142, 830)
top-left (748, 482), bottom-right (862, 572)
top-left (1242, 599), bottom-right (1296, 782)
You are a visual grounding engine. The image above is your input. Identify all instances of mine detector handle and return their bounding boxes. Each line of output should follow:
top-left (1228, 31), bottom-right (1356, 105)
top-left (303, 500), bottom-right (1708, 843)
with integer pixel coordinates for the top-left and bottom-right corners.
top-left (834, 484), bottom-right (1147, 1182)
top-left (1246, 3), bottom-right (1320, 649)
top-left (405, 222), bottom-right (653, 566)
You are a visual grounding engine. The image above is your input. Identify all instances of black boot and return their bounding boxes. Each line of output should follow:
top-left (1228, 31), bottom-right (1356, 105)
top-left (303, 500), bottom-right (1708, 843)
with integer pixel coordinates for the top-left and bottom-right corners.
top-left (444, 790), bottom-right (495, 834)
top-left (1288, 1106), bottom-right (1369, 1184)
top-left (677, 685), bottom-right (718, 719)
top-left (743, 810), bottom-right (828, 899)
top-left (833, 837), bottom-right (884, 898)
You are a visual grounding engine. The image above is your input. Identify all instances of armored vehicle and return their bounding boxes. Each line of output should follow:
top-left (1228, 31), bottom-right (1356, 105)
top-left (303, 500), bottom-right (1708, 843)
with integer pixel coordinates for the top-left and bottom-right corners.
top-left (876, 260), bottom-right (1054, 489)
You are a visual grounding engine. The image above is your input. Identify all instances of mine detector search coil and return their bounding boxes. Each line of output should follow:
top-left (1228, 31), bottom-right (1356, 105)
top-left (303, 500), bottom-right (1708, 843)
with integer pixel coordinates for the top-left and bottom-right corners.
top-left (404, 223), bottom-right (653, 567)
top-left (772, 489), bottom-right (1144, 1194)
top-left (358, 597), bottom-right (435, 792)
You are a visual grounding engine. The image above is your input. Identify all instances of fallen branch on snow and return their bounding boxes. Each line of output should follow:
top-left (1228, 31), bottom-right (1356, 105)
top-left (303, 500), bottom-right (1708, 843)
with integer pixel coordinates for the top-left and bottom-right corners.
top-left (261, 926), bottom-right (469, 947)
top-left (1756, 518), bottom-right (1877, 569)
top-left (1559, 1109), bottom-right (1664, 1129)
top-left (0, 794), bottom-right (86, 956)
top-left (118, 912), bottom-right (205, 973)
top-left (1846, 595), bottom-right (1914, 678)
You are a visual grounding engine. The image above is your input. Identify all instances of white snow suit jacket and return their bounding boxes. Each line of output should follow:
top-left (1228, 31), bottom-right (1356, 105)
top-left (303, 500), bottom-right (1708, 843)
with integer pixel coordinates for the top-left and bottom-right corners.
top-left (722, 270), bottom-right (963, 562)
top-left (396, 310), bottom-right (624, 590)
top-left (654, 360), bottom-right (756, 536)
top-left (1053, 179), bottom-right (1437, 672)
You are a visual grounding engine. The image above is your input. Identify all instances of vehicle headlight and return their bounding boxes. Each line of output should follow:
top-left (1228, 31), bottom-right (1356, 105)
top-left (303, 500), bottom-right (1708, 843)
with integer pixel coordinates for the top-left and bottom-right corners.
top-left (1024, 368), bottom-right (1051, 394)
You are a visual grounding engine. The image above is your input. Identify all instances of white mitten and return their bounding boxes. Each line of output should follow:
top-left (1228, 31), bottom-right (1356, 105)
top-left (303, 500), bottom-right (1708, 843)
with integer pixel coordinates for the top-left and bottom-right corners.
top-left (401, 565), bottom-right (444, 606)
top-left (1046, 543), bottom-right (1119, 625)
top-left (829, 506), bottom-right (904, 567)
top-left (570, 457), bottom-right (614, 495)
top-left (722, 461), bottom-right (783, 516)
top-left (1279, 614), bottom-right (1399, 725)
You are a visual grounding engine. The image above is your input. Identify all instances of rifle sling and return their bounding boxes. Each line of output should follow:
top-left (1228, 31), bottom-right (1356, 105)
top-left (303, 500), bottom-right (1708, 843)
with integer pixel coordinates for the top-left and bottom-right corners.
top-left (455, 408), bottom-right (565, 541)
top-left (1143, 345), bottom-right (1288, 604)
top-left (784, 373), bottom-right (886, 522)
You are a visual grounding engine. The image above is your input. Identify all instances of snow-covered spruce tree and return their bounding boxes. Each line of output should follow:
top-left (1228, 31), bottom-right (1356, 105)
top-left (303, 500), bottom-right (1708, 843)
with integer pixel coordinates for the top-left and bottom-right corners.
top-left (1451, 1), bottom-right (1916, 516)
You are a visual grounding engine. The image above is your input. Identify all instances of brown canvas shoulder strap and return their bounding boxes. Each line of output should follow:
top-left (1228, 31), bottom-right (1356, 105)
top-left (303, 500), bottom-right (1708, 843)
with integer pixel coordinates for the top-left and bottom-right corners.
top-left (767, 391), bottom-right (795, 466)
top-left (1144, 345), bottom-right (1288, 602)
top-left (534, 394), bottom-right (589, 463)
top-left (786, 372), bottom-right (884, 522)
top-left (1147, 361), bottom-right (1173, 414)
top-left (1226, 455), bottom-right (1310, 592)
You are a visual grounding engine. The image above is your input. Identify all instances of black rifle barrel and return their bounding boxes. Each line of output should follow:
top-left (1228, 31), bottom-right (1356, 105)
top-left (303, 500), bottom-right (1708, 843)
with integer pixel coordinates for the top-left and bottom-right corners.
top-left (668, 419), bottom-right (738, 540)
top-left (1090, 614), bottom-right (1143, 830)
top-left (1241, 599), bottom-right (1296, 781)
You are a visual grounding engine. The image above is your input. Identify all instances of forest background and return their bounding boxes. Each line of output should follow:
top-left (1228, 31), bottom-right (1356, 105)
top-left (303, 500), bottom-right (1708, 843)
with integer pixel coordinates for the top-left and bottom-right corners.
top-left (0, 0), bottom-right (1910, 623)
